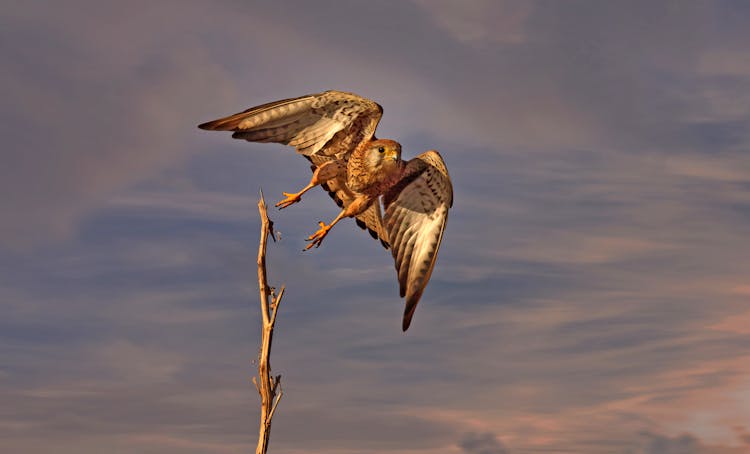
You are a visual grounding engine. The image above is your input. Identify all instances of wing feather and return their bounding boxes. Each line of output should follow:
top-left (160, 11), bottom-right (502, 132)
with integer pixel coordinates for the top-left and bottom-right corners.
top-left (355, 203), bottom-right (389, 247)
top-left (198, 90), bottom-right (382, 158)
top-left (383, 151), bottom-right (453, 331)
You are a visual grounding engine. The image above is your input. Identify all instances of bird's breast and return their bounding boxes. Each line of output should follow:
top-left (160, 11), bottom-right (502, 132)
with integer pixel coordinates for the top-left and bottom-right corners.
top-left (346, 159), bottom-right (402, 196)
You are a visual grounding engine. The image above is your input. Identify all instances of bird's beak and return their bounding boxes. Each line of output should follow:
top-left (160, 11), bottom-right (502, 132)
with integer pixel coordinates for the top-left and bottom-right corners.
top-left (388, 151), bottom-right (399, 162)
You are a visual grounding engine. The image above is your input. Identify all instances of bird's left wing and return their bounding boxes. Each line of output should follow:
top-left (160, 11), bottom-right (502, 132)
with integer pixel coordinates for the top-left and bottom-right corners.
top-left (198, 90), bottom-right (382, 158)
top-left (383, 151), bottom-right (453, 331)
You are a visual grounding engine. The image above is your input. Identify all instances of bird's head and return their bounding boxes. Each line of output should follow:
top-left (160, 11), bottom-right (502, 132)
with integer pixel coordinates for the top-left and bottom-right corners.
top-left (365, 139), bottom-right (402, 171)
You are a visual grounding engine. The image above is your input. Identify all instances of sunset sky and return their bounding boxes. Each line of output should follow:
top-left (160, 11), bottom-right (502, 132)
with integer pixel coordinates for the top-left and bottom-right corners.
top-left (2, 1), bottom-right (750, 453)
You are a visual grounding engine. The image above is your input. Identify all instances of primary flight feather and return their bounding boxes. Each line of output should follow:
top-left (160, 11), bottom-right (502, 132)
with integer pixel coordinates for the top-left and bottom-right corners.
top-left (198, 90), bottom-right (453, 331)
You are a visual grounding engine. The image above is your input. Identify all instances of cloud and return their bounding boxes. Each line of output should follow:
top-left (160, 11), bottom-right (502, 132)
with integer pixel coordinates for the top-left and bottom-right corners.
top-left (664, 153), bottom-right (750, 182)
top-left (637, 432), bottom-right (704, 454)
top-left (1, 3), bottom-right (239, 248)
top-left (458, 432), bottom-right (510, 454)
top-left (635, 430), bottom-right (750, 454)
top-left (697, 50), bottom-right (750, 77)
top-left (733, 427), bottom-right (750, 446)
top-left (94, 340), bottom-right (185, 384)
top-left (412, 0), bottom-right (532, 45)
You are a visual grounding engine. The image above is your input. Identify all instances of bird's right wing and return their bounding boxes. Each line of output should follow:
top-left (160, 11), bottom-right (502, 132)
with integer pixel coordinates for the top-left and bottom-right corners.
top-left (383, 151), bottom-right (453, 331)
top-left (198, 90), bottom-right (382, 158)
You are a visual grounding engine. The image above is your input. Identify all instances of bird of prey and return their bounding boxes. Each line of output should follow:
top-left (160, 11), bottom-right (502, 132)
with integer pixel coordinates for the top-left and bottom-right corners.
top-left (198, 90), bottom-right (452, 331)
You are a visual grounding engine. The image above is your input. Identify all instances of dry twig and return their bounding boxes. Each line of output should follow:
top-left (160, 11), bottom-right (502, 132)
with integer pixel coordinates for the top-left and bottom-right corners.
top-left (255, 190), bottom-right (284, 454)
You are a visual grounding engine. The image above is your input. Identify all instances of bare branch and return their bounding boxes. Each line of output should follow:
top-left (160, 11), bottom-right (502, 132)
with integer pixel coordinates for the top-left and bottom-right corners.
top-left (252, 376), bottom-right (260, 395)
top-left (255, 190), bottom-right (284, 454)
top-left (268, 383), bottom-right (284, 422)
top-left (270, 285), bottom-right (285, 326)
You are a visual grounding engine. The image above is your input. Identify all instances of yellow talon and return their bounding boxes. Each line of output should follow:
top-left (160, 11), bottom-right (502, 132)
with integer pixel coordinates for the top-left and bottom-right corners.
top-left (304, 221), bottom-right (331, 250)
top-left (275, 191), bottom-right (302, 209)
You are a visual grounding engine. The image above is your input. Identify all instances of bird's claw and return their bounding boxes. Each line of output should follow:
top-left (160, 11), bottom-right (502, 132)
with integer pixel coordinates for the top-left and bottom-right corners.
top-left (304, 221), bottom-right (330, 251)
top-left (275, 191), bottom-right (302, 210)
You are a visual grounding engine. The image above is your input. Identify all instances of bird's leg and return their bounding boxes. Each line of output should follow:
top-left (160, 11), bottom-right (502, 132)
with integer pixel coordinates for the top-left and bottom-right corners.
top-left (275, 160), bottom-right (345, 209)
top-left (276, 182), bottom-right (314, 210)
top-left (304, 212), bottom-right (346, 251)
top-left (304, 195), bottom-right (372, 250)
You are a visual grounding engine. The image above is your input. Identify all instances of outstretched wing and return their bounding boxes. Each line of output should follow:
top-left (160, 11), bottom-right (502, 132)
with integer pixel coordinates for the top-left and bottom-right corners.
top-left (383, 151), bottom-right (453, 331)
top-left (198, 90), bottom-right (382, 158)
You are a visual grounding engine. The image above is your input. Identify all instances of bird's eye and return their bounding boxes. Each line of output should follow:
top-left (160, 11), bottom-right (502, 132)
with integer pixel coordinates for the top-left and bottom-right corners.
top-left (378, 146), bottom-right (385, 153)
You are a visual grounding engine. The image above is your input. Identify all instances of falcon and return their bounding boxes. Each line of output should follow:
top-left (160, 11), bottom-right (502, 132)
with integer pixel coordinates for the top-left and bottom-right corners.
top-left (198, 90), bottom-right (453, 331)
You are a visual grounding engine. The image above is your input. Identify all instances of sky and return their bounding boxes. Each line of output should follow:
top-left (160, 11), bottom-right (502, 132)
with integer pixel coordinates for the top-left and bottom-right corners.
top-left (2, 1), bottom-right (750, 453)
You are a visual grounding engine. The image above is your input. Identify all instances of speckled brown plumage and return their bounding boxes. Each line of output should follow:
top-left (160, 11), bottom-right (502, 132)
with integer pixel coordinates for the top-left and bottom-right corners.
top-left (198, 90), bottom-right (453, 331)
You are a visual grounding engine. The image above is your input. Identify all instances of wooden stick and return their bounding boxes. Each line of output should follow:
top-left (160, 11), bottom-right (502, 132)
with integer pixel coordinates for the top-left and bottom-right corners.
top-left (255, 190), bottom-right (284, 454)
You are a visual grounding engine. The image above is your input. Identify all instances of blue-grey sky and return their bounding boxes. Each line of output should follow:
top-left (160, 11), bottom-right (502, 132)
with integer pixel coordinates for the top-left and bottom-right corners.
top-left (2, 1), bottom-right (750, 453)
